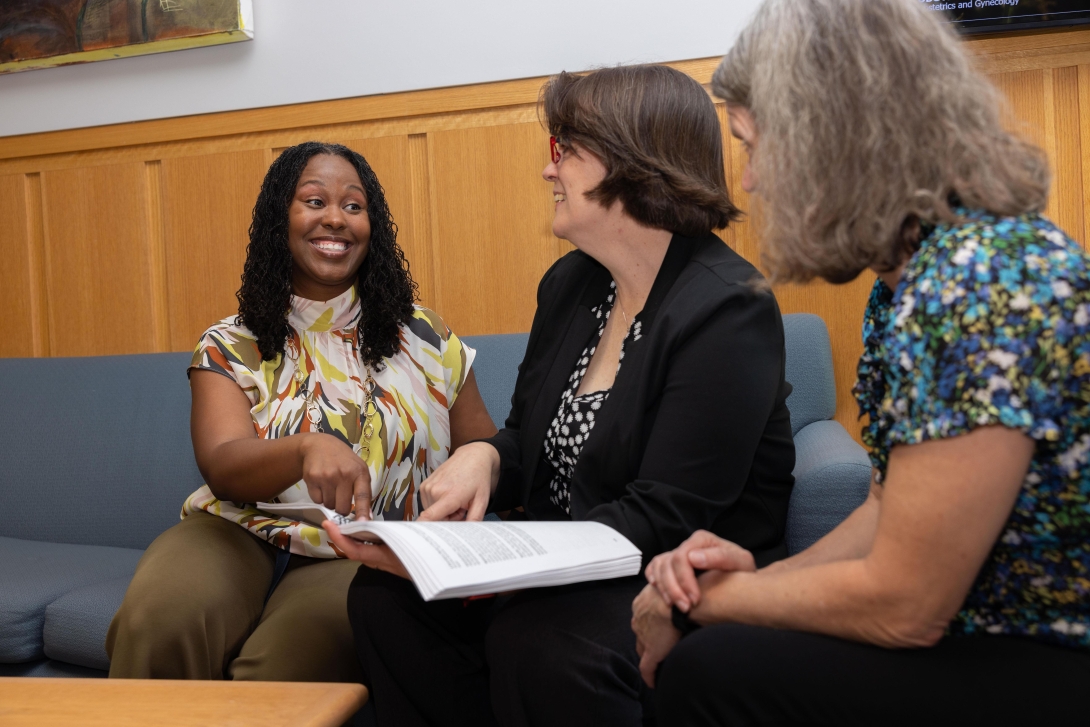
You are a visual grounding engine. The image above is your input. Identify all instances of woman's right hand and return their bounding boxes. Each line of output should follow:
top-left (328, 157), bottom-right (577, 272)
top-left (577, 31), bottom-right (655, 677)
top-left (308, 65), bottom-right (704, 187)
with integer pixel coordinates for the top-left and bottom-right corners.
top-left (644, 530), bottom-right (756, 613)
top-left (299, 433), bottom-right (373, 519)
top-left (418, 442), bottom-right (500, 521)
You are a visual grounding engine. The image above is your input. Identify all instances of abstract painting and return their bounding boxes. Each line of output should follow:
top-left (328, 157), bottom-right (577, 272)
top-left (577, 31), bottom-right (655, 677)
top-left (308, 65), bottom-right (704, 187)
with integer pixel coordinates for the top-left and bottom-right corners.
top-left (0, 0), bottom-right (252, 75)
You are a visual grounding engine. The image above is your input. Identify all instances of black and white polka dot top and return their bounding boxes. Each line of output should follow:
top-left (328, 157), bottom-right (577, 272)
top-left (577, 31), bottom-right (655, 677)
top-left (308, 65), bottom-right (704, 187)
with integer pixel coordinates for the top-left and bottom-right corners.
top-left (543, 281), bottom-right (643, 514)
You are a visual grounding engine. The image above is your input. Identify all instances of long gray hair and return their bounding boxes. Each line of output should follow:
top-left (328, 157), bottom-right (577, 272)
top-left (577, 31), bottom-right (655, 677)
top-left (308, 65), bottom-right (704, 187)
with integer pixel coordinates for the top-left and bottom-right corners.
top-left (712, 0), bottom-right (1050, 284)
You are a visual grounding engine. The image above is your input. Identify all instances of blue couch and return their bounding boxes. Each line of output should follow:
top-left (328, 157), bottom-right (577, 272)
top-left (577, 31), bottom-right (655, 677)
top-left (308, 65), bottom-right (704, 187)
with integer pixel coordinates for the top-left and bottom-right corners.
top-left (0, 313), bottom-right (870, 678)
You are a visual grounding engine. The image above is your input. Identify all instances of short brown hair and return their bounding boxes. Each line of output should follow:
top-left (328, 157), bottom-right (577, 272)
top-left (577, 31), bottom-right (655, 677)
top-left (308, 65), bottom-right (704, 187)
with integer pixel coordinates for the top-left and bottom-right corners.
top-left (542, 64), bottom-right (739, 237)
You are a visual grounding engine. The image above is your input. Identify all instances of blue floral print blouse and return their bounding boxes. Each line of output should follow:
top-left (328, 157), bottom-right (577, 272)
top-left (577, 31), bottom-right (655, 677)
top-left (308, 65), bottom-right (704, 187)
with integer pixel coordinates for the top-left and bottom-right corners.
top-left (854, 209), bottom-right (1090, 650)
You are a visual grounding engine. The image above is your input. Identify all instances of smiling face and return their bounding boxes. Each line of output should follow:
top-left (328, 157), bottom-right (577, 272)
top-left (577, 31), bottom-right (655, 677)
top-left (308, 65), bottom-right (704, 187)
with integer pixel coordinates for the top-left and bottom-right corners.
top-left (727, 105), bottom-right (759, 194)
top-left (542, 139), bottom-right (613, 244)
top-left (286, 154), bottom-right (372, 301)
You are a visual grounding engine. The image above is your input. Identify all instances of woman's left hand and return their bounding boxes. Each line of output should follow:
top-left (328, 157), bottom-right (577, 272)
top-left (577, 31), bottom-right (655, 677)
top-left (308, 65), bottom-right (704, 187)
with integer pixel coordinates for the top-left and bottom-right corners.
top-left (644, 530), bottom-right (756, 612)
top-left (631, 583), bottom-right (681, 688)
top-left (322, 519), bottom-right (410, 580)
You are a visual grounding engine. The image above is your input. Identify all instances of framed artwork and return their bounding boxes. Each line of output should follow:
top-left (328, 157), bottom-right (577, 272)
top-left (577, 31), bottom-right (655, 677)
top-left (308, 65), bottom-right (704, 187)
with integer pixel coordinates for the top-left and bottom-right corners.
top-left (0, 0), bottom-right (253, 75)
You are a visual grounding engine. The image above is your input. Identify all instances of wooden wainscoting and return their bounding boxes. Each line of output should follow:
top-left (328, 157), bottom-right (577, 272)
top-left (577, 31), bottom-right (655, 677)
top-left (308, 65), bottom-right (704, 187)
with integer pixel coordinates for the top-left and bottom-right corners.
top-left (4, 29), bottom-right (1090, 441)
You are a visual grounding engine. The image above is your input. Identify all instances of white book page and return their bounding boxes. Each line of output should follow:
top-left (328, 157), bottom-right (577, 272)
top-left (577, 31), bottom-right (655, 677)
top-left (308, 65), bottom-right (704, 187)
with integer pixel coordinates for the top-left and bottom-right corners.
top-left (338, 520), bottom-right (641, 600)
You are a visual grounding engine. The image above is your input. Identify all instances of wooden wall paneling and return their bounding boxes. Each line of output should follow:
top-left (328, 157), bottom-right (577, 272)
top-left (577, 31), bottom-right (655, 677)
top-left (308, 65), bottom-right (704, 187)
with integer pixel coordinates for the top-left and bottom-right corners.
top-left (992, 69), bottom-right (1053, 179)
top-left (340, 135), bottom-right (438, 311)
top-left (39, 163), bottom-right (157, 356)
top-left (993, 66), bottom-right (1086, 245)
top-left (160, 150), bottom-right (268, 351)
top-left (426, 133), bottom-right (446, 316)
top-left (1046, 66), bottom-right (1085, 245)
top-left (407, 133), bottom-right (437, 308)
top-left (144, 161), bottom-right (170, 351)
top-left (427, 122), bottom-right (559, 335)
top-left (1078, 64), bottom-right (1090, 248)
top-left (24, 174), bottom-right (50, 356)
top-left (0, 175), bottom-right (35, 357)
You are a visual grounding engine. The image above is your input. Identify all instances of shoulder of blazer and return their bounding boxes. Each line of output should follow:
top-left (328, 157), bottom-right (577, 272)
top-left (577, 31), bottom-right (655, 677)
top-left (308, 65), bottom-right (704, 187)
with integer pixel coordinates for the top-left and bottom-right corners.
top-left (535, 248), bottom-right (604, 307)
top-left (655, 234), bottom-right (779, 346)
top-left (688, 233), bottom-right (766, 291)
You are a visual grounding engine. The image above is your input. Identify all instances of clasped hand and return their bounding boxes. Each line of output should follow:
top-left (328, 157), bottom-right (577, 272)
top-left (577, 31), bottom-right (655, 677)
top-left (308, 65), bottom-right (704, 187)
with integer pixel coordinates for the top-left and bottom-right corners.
top-left (632, 530), bottom-right (756, 687)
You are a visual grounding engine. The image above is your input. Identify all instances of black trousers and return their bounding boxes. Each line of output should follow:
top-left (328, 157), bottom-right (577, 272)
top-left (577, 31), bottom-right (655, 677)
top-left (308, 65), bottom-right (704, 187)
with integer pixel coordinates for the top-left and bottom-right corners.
top-left (347, 567), bottom-right (651, 727)
top-left (655, 623), bottom-right (1090, 726)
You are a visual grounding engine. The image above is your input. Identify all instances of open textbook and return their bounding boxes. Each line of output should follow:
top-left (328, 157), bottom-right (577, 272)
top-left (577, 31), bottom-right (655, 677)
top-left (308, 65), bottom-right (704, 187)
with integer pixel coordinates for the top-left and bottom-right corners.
top-left (256, 501), bottom-right (643, 601)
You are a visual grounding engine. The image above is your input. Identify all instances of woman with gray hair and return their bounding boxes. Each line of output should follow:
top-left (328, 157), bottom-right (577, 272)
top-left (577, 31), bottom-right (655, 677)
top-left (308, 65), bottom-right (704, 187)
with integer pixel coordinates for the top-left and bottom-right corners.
top-left (631, 0), bottom-right (1090, 723)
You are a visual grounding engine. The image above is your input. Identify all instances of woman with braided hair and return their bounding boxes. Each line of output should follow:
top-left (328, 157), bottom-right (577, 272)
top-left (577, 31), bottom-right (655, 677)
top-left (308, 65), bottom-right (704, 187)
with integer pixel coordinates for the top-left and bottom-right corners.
top-left (106, 141), bottom-right (495, 681)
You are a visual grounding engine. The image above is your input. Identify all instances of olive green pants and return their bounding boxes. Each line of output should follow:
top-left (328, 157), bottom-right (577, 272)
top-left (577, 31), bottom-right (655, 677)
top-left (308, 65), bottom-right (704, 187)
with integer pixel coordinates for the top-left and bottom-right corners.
top-left (106, 509), bottom-right (364, 682)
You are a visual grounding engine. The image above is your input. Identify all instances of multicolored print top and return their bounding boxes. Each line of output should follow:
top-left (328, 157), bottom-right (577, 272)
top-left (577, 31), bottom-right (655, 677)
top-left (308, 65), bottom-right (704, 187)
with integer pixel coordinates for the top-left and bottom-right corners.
top-left (854, 209), bottom-right (1090, 649)
top-left (182, 286), bottom-right (475, 558)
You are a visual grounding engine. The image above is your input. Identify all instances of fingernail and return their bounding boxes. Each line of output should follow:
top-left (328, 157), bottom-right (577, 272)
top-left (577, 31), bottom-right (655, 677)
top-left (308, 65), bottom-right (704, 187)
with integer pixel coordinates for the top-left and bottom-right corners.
top-left (678, 599), bottom-right (689, 611)
top-left (691, 551), bottom-right (707, 567)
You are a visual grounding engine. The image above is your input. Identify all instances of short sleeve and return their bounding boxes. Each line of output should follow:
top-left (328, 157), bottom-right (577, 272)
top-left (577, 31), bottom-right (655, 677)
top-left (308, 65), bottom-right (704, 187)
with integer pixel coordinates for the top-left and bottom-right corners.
top-left (406, 308), bottom-right (476, 409)
top-left (191, 328), bottom-right (236, 381)
top-left (187, 321), bottom-right (266, 405)
top-left (443, 330), bottom-right (476, 407)
top-left (880, 223), bottom-right (1083, 449)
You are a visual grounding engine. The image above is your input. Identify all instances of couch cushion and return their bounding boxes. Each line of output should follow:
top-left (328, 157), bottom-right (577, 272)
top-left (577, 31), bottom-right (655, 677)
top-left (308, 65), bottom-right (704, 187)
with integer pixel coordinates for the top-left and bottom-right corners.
top-left (0, 352), bottom-right (204, 549)
top-left (786, 420), bottom-right (872, 554)
top-left (782, 313), bottom-right (837, 436)
top-left (0, 537), bottom-right (142, 663)
top-left (44, 576), bottom-right (132, 672)
top-left (461, 333), bottom-right (530, 429)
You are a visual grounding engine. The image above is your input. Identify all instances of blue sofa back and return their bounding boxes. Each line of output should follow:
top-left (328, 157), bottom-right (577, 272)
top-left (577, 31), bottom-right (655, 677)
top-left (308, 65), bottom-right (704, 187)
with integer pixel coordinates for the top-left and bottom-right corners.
top-left (0, 314), bottom-right (851, 552)
top-left (782, 313), bottom-right (838, 436)
top-left (461, 333), bottom-right (530, 429)
top-left (0, 353), bottom-right (202, 550)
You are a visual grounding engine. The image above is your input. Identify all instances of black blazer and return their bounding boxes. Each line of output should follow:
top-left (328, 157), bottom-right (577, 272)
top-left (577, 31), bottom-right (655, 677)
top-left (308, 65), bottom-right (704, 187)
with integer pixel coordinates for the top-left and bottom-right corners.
top-left (486, 233), bottom-right (795, 566)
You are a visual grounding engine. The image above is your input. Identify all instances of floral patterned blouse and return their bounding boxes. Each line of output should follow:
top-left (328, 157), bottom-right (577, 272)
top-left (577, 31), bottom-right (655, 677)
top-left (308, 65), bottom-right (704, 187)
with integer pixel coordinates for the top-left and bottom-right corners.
top-left (182, 286), bottom-right (475, 558)
top-left (854, 209), bottom-right (1090, 649)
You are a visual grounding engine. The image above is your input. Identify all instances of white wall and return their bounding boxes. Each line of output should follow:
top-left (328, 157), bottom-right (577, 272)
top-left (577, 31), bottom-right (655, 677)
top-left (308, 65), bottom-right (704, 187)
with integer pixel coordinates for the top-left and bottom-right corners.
top-left (0, 0), bottom-right (760, 138)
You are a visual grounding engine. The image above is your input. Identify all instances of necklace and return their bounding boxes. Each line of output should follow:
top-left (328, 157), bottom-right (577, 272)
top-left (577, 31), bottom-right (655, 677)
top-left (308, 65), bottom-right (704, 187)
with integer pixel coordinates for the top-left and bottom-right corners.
top-left (617, 296), bottom-right (630, 332)
top-left (286, 335), bottom-right (377, 461)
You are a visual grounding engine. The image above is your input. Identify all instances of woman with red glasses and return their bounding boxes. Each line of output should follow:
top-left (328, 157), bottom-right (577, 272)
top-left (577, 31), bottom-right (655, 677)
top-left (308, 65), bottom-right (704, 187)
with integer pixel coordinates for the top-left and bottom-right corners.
top-left (326, 64), bottom-right (795, 725)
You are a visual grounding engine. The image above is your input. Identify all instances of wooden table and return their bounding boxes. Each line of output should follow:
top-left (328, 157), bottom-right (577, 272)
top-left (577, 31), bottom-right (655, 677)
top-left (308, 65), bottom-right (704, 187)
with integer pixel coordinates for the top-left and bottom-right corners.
top-left (0, 678), bottom-right (368, 727)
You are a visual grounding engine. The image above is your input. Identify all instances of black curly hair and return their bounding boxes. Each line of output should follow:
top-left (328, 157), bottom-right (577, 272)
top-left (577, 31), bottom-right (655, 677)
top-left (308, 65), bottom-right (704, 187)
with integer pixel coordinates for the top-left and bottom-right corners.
top-left (237, 142), bottom-right (417, 368)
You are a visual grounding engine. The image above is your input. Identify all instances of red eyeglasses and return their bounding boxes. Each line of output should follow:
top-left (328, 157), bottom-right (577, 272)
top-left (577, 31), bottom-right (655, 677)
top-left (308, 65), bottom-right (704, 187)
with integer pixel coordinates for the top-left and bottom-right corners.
top-left (550, 136), bottom-right (565, 164)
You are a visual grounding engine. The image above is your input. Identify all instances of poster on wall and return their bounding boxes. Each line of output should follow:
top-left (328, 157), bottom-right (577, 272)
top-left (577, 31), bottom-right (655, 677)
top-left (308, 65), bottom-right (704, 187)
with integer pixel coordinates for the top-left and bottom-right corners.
top-left (0, 0), bottom-right (253, 75)
top-left (921, 0), bottom-right (1090, 34)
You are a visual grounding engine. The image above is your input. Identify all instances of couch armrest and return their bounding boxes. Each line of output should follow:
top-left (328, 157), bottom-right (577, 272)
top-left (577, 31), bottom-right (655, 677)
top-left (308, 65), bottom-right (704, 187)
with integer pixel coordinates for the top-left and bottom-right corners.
top-left (787, 420), bottom-right (872, 555)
